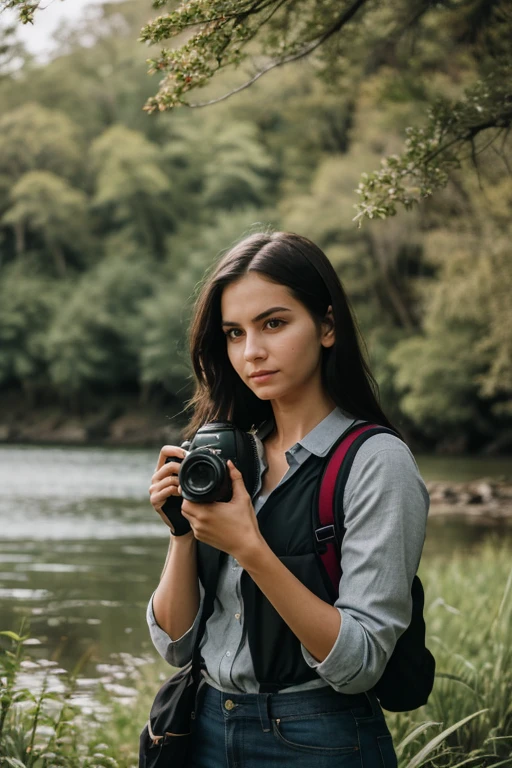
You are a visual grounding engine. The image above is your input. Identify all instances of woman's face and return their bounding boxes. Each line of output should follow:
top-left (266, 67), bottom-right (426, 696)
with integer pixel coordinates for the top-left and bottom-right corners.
top-left (220, 272), bottom-right (334, 402)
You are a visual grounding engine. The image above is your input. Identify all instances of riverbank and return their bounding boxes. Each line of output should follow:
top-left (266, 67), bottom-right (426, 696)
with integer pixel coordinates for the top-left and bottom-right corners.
top-left (0, 391), bottom-right (185, 447)
top-left (426, 479), bottom-right (512, 521)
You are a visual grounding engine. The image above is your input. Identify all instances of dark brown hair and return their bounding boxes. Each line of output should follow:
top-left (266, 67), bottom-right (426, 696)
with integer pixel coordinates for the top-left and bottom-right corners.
top-left (182, 230), bottom-right (401, 440)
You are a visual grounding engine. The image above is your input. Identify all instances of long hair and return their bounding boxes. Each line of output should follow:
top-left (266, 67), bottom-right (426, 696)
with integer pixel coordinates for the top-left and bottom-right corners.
top-left (182, 230), bottom-right (401, 440)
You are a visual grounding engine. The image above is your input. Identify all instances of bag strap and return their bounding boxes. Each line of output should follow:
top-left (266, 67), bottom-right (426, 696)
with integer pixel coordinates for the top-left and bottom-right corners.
top-left (191, 553), bottom-right (222, 683)
top-left (315, 423), bottom-right (399, 593)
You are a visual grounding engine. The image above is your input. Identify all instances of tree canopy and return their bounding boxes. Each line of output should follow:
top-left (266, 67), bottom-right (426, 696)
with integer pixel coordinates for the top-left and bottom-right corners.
top-left (6, 0), bottom-right (512, 220)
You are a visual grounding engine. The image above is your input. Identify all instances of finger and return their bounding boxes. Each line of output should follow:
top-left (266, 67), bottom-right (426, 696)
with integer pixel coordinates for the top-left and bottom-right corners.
top-left (155, 445), bottom-right (187, 472)
top-left (181, 499), bottom-right (194, 517)
top-left (150, 475), bottom-right (179, 496)
top-left (227, 460), bottom-right (246, 498)
top-left (152, 460), bottom-right (183, 483)
top-left (150, 483), bottom-right (181, 507)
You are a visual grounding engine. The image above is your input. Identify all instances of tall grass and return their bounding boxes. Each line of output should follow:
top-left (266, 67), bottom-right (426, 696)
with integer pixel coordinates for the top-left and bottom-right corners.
top-left (1, 538), bottom-right (511, 768)
top-left (390, 537), bottom-right (512, 767)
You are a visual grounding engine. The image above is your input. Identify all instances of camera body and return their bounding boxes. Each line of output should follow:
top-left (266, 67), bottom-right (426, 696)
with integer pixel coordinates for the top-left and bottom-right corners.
top-left (161, 422), bottom-right (260, 530)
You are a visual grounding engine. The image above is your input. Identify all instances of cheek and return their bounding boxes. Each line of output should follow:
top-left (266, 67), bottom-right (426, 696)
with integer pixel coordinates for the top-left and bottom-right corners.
top-left (227, 343), bottom-right (243, 371)
top-left (278, 327), bottom-right (317, 359)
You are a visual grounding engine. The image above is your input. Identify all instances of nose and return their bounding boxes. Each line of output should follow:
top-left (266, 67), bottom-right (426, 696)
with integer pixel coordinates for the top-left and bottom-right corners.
top-left (243, 330), bottom-right (267, 362)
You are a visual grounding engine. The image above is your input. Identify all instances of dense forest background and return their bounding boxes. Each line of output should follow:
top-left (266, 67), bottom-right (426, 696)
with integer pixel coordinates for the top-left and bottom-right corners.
top-left (0, 0), bottom-right (511, 453)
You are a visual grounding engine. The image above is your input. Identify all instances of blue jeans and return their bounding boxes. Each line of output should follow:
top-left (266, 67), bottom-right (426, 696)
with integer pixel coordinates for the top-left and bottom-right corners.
top-left (189, 683), bottom-right (398, 767)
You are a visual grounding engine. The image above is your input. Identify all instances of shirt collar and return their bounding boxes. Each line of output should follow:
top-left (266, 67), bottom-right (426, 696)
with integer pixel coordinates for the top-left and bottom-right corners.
top-left (254, 407), bottom-right (359, 459)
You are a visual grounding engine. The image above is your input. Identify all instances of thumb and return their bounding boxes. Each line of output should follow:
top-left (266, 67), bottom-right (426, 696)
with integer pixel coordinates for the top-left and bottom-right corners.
top-left (227, 460), bottom-right (247, 498)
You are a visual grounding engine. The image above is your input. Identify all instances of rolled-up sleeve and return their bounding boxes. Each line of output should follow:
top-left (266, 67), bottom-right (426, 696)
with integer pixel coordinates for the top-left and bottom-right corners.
top-left (146, 587), bottom-right (204, 668)
top-left (301, 434), bottom-right (430, 693)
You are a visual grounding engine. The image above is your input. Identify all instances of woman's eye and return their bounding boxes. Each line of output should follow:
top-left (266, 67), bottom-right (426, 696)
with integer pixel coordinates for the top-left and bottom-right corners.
top-left (266, 318), bottom-right (283, 330)
top-left (224, 318), bottom-right (285, 340)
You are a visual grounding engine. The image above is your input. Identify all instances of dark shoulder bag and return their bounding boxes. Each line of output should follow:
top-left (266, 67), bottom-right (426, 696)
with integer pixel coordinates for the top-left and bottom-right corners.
top-left (314, 422), bottom-right (436, 712)
top-left (139, 583), bottom-right (215, 768)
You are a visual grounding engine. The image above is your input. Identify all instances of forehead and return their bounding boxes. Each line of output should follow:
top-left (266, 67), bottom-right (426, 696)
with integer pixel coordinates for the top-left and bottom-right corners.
top-left (221, 273), bottom-right (297, 317)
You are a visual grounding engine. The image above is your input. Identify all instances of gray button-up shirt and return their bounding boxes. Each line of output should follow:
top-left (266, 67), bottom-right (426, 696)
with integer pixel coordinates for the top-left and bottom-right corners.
top-left (147, 407), bottom-right (430, 695)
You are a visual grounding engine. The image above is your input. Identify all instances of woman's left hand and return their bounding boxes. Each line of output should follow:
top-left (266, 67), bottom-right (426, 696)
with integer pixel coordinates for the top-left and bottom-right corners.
top-left (180, 460), bottom-right (264, 564)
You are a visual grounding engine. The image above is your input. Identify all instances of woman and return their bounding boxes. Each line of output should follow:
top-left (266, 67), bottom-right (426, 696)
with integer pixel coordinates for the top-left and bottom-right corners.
top-left (147, 231), bottom-right (430, 767)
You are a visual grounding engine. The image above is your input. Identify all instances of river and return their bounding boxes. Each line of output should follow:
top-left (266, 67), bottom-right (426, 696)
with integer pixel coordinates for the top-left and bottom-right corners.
top-left (0, 444), bottom-right (511, 702)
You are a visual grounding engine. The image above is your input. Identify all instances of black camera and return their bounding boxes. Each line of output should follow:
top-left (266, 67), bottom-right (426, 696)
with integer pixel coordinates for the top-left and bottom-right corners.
top-left (161, 422), bottom-right (260, 533)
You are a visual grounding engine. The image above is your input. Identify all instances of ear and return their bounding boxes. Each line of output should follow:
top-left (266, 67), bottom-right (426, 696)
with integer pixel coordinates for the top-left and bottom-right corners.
top-left (321, 305), bottom-right (335, 348)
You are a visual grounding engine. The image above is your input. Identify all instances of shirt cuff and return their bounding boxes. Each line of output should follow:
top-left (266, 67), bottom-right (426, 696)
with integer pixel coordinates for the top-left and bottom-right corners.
top-left (146, 591), bottom-right (203, 668)
top-left (301, 608), bottom-right (386, 694)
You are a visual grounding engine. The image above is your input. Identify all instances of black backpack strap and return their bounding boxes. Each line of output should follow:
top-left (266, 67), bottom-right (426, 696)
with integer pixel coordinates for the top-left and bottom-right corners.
top-left (192, 548), bottom-right (223, 684)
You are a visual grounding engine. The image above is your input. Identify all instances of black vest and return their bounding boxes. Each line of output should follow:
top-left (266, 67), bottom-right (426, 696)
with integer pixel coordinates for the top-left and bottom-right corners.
top-left (196, 451), bottom-right (341, 693)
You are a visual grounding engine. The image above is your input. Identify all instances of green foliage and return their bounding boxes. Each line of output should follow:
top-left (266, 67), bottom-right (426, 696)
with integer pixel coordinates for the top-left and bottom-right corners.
top-left (0, 262), bottom-right (65, 397)
top-left (2, 171), bottom-right (89, 275)
top-left (1, 1), bottom-right (38, 25)
top-left (387, 540), bottom-right (512, 767)
top-left (354, 63), bottom-right (512, 223)
top-left (0, 627), bottom-right (122, 767)
top-left (45, 253), bottom-right (157, 397)
top-left (90, 125), bottom-right (172, 256)
top-left (6, 1), bottom-right (512, 221)
top-left (0, 103), bottom-right (82, 184)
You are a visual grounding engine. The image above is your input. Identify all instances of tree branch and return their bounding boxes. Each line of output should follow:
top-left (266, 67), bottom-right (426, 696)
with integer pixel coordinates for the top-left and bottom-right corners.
top-left (186, 0), bottom-right (370, 108)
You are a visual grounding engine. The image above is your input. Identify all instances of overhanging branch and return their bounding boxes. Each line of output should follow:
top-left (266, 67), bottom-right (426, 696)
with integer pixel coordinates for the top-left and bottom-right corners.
top-left (186, 0), bottom-right (370, 108)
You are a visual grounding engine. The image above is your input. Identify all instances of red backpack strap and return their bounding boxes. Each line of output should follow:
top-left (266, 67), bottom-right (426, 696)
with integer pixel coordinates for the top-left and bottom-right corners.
top-left (316, 423), bottom-right (384, 592)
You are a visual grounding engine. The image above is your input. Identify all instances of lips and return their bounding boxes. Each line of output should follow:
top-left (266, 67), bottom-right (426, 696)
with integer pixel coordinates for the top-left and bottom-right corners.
top-left (249, 371), bottom-right (278, 384)
top-left (249, 370), bottom-right (277, 378)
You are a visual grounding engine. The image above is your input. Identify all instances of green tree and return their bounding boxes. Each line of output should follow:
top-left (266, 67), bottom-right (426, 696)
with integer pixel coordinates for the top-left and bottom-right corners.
top-left (1, 170), bottom-right (89, 275)
top-left (9, 1), bottom-right (511, 219)
top-left (389, 219), bottom-right (512, 443)
top-left (162, 115), bottom-right (276, 214)
top-left (137, 0), bottom-right (511, 219)
top-left (0, 102), bottom-right (82, 183)
top-left (45, 251), bottom-right (157, 399)
top-left (90, 125), bottom-right (172, 258)
top-left (0, 262), bottom-right (65, 403)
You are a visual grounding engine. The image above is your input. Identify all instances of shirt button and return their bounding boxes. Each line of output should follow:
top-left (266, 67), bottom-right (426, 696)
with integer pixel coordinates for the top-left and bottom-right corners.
top-left (224, 700), bottom-right (235, 711)
top-left (234, 613), bottom-right (241, 620)
top-left (226, 651), bottom-right (231, 657)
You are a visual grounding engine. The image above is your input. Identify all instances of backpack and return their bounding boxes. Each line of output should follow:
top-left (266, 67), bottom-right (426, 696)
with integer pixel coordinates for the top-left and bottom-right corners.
top-left (314, 422), bottom-right (435, 712)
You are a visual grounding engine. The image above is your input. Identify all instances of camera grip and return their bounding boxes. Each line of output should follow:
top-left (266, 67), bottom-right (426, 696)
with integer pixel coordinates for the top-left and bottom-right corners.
top-left (161, 456), bottom-right (192, 536)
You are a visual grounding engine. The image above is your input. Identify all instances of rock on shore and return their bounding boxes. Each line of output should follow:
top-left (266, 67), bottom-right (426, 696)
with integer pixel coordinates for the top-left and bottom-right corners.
top-left (426, 480), bottom-right (512, 520)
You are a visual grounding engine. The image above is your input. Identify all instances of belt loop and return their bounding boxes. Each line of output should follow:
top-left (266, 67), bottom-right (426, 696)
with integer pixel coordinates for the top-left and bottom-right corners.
top-left (363, 689), bottom-right (379, 717)
top-left (256, 693), bottom-right (272, 733)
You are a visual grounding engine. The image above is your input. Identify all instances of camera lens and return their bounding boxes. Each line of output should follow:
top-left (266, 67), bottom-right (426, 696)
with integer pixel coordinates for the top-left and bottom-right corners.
top-left (187, 460), bottom-right (217, 493)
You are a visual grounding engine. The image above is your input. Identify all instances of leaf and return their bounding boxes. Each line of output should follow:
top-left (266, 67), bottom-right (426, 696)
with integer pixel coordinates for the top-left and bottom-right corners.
top-left (396, 721), bottom-right (442, 756)
top-left (2, 758), bottom-right (28, 768)
top-left (0, 631), bottom-right (23, 641)
top-left (447, 755), bottom-right (500, 768)
top-left (404, 709), bottom-right (489, 768)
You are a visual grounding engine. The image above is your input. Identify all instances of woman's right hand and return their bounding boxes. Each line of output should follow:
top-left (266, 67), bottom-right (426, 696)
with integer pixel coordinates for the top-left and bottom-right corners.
top-left (149, 445), bottom-right (188, 531)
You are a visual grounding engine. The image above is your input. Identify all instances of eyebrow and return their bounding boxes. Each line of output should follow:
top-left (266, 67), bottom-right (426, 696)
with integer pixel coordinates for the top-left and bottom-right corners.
top-left (221, 306), bottom-right (292, 327)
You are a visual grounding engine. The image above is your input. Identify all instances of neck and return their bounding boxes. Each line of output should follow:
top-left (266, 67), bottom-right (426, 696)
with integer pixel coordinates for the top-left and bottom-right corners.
top-left (267, 389), bottom-right (337, 452)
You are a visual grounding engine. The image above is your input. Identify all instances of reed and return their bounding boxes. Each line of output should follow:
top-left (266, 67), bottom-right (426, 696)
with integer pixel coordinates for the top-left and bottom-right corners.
top-left (389, 536), bottom-right (512, 767)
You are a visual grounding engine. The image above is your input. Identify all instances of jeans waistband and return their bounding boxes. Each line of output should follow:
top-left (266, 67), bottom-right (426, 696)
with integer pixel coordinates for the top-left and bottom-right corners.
top-left (199, 681), bottom-right (380, 731)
